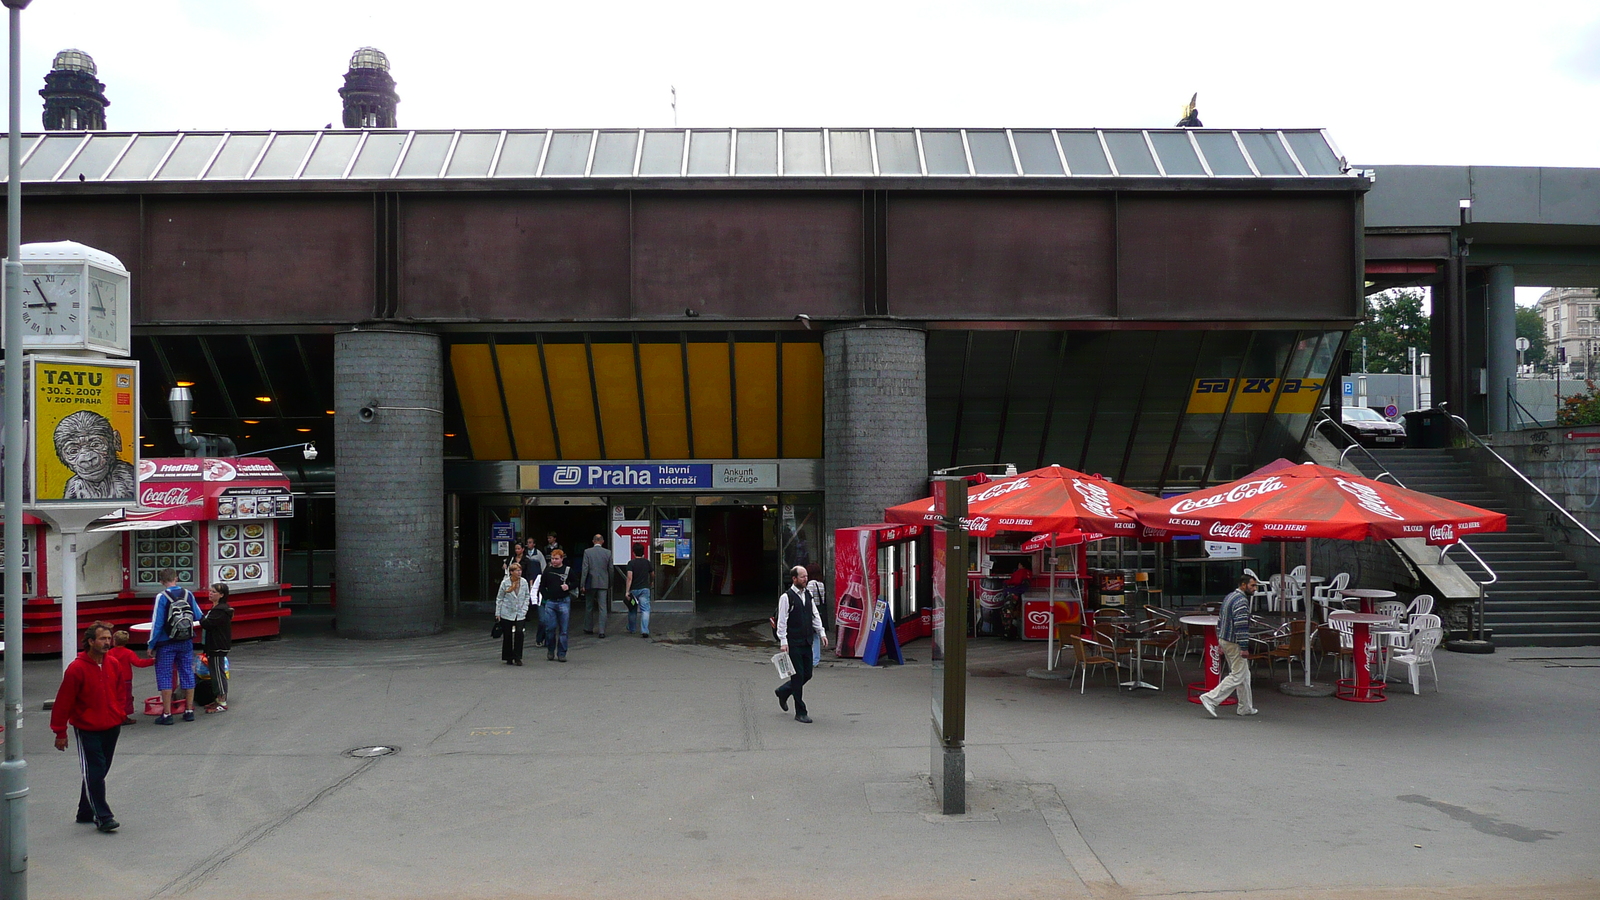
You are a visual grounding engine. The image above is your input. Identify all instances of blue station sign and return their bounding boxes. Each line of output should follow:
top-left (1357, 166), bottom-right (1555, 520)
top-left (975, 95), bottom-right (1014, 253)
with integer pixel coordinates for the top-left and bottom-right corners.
top-left (539, 463), bottom-right (711, 490)
top-left (529, 462), bottom-right (778, 491)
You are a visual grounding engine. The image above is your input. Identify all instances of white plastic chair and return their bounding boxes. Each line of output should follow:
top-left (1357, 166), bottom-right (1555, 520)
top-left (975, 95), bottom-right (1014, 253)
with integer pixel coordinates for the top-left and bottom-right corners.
top-left (1385, 613), bottom-right (1442, 653)
top-left (1267, 574), bottom-right (1295, 613)
top-left (1374, 600), bottom-right (1407, 620)
top-left (1386, 626), bottom-right (1444, 694)
top-left (1405, 594), bottom-right (1435, 619)
top-left (1313, 572), bottom-right (1350, 607)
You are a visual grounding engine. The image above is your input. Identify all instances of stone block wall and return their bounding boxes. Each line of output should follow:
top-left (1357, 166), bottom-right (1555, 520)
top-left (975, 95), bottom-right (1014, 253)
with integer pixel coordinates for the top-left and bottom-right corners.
top-left (1484, 428), bottom-right (1600, 580)
top-left (334, 329), bottom-right (445, 638)
top-left (822, 324), bottom-right (928, 581)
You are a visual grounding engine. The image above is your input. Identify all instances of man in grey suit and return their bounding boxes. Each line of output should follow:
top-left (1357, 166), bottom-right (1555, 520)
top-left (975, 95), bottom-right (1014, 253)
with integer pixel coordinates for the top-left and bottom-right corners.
top-left (580, 534), bottom-right (615, 638)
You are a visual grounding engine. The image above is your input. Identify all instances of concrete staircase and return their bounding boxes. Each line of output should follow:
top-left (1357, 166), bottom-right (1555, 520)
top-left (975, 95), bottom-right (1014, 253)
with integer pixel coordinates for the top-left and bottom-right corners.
top-left (1354, 448), bottom-right (1600, 647)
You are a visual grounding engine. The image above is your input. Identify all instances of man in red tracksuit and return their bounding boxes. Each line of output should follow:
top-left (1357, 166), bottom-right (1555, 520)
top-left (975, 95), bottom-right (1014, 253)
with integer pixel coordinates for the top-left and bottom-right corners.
top-left (51, 621), bottom-right (126, 833)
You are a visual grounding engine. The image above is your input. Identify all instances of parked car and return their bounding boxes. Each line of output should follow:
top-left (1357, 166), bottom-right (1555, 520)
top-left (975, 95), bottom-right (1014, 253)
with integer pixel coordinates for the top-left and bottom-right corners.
top-left (1325, 407), bottom-right (1407, 448)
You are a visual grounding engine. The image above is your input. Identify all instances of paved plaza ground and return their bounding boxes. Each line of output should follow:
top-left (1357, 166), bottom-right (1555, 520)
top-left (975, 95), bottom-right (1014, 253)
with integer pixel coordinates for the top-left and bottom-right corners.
top-left (10, 606), bottom-right (1600, 900)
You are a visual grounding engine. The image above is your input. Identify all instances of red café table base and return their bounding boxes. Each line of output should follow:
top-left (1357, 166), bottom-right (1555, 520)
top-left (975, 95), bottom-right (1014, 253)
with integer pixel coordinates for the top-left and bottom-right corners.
top-left (1182, 617), bottom-right (1237, 706)
top-left (1331, 613), bottom-right (1389, 703)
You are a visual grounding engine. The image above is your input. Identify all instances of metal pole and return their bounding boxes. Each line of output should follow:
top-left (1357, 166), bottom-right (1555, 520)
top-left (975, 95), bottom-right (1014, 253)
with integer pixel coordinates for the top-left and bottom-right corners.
top-left (1303, 540), bottom-right (1313, 686)
top-left (3, 3), bottom-right (33, 894)
top-left (59, 533), bottom-right (76, 673)
top-left (1046, 533), bottom-right (1056, 671)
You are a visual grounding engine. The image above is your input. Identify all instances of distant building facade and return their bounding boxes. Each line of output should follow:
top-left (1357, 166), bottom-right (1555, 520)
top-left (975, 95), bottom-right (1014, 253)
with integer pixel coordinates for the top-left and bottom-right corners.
top-left (1538, 287), bottom-right (1600, 375)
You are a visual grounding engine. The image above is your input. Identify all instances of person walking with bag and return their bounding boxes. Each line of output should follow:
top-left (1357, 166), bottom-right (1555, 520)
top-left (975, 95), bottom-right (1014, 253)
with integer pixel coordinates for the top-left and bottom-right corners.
top-left (539, 550), bottom-right (575, 662)
top-left (624, 543), bottom-right (654, 638)
top-left (201, 583), bottom-right (235, 711)
top-left (775, 566), bottom-right (830, 724)
top-left (496, 562), bottom-right (532, 666)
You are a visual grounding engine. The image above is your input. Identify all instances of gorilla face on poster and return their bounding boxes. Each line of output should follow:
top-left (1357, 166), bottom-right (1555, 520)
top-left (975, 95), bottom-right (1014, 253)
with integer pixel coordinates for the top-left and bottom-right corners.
top-left (53, 410), bottom-right (136, 500)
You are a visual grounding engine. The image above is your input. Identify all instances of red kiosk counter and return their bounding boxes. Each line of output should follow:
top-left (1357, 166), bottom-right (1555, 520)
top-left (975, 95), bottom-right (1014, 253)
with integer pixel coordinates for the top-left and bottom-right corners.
top-left (5, 457), bottom-right (294, 654)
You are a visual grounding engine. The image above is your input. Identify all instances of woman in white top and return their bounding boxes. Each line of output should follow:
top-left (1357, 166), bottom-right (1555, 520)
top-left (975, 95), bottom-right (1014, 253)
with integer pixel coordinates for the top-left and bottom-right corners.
top-left (496, 563), bottom-right (533, 666)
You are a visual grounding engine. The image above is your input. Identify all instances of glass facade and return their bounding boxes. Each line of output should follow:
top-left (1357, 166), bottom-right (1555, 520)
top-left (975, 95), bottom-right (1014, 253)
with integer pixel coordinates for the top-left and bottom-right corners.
top-left (927, 329), bottom-right (1345, 492)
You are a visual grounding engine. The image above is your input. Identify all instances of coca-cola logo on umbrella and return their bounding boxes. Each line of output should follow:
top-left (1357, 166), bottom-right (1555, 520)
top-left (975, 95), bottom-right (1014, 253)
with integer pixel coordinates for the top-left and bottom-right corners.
top-left (1071, 479), bottom-right (1118, 519)
top-left (971, 477), bottom-right (1032, 503)
top-left (1169, 477), bottom-right (1284, 514)
top-left (1429, 524), bottom-right (1455, 543)
top-left (1208, 521), bottom-right (1253, 540)
top-left (1335, 478), bottom-right (1403, 521)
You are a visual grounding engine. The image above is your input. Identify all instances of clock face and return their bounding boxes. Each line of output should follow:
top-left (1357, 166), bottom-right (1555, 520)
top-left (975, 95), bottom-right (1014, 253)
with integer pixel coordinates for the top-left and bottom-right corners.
top-left (87, 274), bottom-right (120, 345)
top-left (18, 265), bottom-right (82, 340)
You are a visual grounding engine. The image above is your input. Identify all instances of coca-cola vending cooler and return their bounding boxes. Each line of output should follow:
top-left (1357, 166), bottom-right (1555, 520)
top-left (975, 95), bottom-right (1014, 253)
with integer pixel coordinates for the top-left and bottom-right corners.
top-left (124, 457), bottom-right (295, 641)
top-left (833, 523), bottom-right (922, 658)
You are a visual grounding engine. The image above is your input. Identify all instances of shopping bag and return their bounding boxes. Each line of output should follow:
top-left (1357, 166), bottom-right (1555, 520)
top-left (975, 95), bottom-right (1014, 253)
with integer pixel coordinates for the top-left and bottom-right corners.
top-left (772, 651), bottom-right (796, 680)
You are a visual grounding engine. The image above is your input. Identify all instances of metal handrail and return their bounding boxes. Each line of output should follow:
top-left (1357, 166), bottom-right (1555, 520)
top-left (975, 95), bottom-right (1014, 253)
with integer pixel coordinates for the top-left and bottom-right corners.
top-left (1507, 386), bottom-right (1548, 430)
top-left (1317, 410), bottom-right (1499, 637)
top-left (1444, 411), bottom-right (1600, 549)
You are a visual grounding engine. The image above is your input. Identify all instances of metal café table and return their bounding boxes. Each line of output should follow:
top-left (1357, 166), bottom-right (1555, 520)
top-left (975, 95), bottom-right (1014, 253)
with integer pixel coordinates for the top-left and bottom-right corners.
top-left (1329, 611), bottom-right (1390, 702)
top-left (1118, 626), bottom-right (1162, 692)
top-left (1338, 588), bottom-right (1396, 614)
top-left (1179, 615), bottom-right (1236, 707)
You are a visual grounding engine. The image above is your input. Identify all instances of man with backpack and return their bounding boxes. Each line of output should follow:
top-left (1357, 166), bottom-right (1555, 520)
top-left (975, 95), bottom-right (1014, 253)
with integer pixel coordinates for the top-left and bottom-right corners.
top-left (149, 568), bottom-right (204, 725)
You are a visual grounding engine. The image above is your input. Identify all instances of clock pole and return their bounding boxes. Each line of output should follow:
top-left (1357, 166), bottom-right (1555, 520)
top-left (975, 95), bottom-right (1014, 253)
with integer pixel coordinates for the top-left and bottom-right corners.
top-left (3, 2), bottom-right (34, 896)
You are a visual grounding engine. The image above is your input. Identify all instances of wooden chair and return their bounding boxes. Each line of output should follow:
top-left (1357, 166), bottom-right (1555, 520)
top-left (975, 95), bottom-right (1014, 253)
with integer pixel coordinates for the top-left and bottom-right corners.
top-left (1051, 622), bottom-right (1083, 670)
top-left (1069, 634), bottom-right (1120, 694)
top-left (1265, 619), bottom-right (1308, 681)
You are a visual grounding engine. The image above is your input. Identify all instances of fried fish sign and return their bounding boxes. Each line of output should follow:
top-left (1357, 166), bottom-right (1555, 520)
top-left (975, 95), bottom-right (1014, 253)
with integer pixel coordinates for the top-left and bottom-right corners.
top-left (30, 357), bottom-right (139, 504)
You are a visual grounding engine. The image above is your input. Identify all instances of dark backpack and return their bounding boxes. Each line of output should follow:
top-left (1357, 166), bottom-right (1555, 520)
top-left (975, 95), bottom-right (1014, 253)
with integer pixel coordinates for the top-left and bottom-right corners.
top-left (165, 589), bottom-right (196, 641)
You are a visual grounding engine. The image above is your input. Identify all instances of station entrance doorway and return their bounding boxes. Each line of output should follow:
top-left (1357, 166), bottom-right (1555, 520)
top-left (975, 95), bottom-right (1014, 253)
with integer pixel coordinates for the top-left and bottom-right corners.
top-left (515, 493), bottom-right (822, 612)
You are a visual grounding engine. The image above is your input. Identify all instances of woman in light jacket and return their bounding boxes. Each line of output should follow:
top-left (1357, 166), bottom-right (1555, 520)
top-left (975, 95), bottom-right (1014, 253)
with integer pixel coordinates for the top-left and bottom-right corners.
top-left (496, 562), bottom-right (532, 666)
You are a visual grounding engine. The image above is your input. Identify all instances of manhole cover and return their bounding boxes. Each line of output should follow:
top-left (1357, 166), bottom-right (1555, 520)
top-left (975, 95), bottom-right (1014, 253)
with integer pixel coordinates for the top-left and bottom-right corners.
top-left (346, 745), bottom-right (398, 758)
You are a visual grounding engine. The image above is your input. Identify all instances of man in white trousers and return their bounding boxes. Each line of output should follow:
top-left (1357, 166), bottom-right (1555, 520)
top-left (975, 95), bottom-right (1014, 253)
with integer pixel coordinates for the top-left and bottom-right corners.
top-left (1200, 574), bottom-right (1260, 718)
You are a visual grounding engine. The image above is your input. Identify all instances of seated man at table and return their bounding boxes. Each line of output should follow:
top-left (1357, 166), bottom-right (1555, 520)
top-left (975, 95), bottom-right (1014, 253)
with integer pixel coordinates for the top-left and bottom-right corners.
top-left (1199, 574), bottom-right (1260, 718)
top-left (1002, 561), bottom-right (1033, 601)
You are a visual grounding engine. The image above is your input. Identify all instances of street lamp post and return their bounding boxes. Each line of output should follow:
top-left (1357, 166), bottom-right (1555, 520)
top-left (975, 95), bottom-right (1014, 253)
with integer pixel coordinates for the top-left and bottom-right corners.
top-left (3, 3), bottom-right (35, 896)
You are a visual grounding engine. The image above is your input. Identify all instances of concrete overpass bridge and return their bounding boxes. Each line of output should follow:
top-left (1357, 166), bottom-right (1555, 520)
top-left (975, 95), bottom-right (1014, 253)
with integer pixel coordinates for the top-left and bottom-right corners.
top-left (1363, 164), bottom-right (1600, 432)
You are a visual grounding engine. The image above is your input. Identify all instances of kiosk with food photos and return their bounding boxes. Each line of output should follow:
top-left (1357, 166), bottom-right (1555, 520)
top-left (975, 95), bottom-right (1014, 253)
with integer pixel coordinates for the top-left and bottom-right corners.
top-left (4, 457), bottom-right (295, 653)
top-left (126, 457), bottom-right (294, 640)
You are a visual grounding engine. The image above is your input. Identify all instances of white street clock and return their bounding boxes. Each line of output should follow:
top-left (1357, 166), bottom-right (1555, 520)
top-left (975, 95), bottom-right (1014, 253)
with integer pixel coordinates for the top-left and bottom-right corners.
top-left (5, 241), bottom-right (131, 356)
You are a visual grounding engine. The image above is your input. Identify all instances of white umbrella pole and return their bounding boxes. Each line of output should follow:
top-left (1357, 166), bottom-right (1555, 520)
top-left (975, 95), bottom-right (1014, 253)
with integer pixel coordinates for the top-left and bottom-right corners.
top-left (1303, 539), bottom-right (1314, 686)
top-left (1046, 533), bottom-right (1057, 671)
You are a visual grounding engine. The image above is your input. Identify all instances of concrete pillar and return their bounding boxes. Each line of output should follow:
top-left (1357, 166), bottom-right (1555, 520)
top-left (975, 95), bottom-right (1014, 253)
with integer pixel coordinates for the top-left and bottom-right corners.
top-left (823, 323), bottom-right (928, 578)
top-left (1486, 265), bottom-right (1516, 433)
top-left (334, 329), bottom-right (445, 638)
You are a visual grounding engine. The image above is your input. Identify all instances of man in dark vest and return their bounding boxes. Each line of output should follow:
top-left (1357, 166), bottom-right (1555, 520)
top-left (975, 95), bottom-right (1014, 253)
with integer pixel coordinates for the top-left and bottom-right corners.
top-left (775, 566), bottom-right (830, 724)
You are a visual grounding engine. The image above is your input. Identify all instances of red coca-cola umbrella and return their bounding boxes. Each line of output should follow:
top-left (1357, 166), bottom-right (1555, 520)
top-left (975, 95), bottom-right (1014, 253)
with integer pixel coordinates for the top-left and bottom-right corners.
top-left (1125, 461), bottom-right (1506, 692)
top-left (1124, 462), bottom-right (1505, 546)
top-left (884, 465), bottom-right (1159, 536)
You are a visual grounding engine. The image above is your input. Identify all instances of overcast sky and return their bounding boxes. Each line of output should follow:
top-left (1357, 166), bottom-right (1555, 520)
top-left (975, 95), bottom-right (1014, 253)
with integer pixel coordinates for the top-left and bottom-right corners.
top-left (16, 0), bottom-right (1597, 304)
top-left (17, 0), bottom-right (1599, 167)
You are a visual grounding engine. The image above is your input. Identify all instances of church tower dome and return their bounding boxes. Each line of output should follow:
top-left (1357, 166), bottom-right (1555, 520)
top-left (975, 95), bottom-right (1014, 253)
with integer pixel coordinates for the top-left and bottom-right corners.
top-left (41, 48), bottom-right (109, 131)
top-left (339, 47), bottom-right (399, 129)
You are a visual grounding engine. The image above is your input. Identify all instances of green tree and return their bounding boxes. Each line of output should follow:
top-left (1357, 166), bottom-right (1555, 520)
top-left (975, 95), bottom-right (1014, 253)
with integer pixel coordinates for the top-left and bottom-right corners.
top-left (1515, 305), bottom-right (1547, 367)
top-left (1350, 289), bottom-right (1430, 373)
